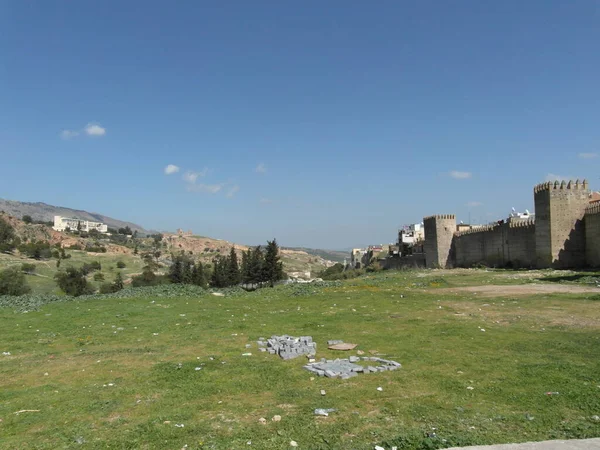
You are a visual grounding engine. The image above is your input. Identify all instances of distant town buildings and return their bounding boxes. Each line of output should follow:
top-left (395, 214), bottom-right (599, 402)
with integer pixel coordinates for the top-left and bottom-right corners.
top-left (53, 215), bottom-right (108, 233)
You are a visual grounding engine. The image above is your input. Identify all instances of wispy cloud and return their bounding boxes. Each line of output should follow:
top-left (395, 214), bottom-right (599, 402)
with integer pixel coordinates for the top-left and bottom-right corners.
top-left (450, 170), bottom-right (472, 179)
top-left (84, 123), bottom-right (106, 136)
top-left (187, 183), bottom-right (224, 194)
top-left (60, 130), bottom-right (79, 140)
top-left (164, 164), bottom-right (180, 175)
top-left (545, 173), bottom-right (571, 182)
top-left (226, 185), bottom-right (240, 198)
top-left (60, 123), bottom-right (106, 139)
top-left (579, 152), bottom-right (598, 159)
top-left (466, 201), bottom-right (482, 207)
top-left (259, 198), bottom-right (272, 204)
top-left (255, 163), bottom-right (267, 174)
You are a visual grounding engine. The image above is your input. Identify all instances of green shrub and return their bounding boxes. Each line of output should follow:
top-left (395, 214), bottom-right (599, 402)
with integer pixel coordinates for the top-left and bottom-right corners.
top-left (99, 282), bottom-right (115, 294)
top-left (93, 272), bottom-right (105, 281)
top-left (131, 269), bottom-right (168, 287)
top-left (0, 267), bottom-right (31, 296)
top-left (21, 263), bottom-right (36, 274)
top-left (116, 261), bottom-right (126, 269)
top-left (86, 245), bottom-right (107, 253)
top-left (67, 244), bottom-right (83, 250)
top-left (18, 241), bottom-right (52, 260)
top-left (81, 261), bottom-right (102, 275)
top-left (54, 267), bottom-right (93, 297)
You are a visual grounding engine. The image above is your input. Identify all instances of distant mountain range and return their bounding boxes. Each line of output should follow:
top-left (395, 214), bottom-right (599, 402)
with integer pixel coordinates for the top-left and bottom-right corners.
top-left (0, 199), bottom-right (147, 233)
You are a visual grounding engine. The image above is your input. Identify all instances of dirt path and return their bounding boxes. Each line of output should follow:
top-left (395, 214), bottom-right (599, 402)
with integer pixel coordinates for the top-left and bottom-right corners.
top-left (435, 283), bottom-right (600, 298)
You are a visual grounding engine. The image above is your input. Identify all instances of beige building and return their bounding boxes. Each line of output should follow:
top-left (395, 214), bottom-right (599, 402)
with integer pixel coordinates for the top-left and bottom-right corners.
top-left (53, 215), bottom-right (108, 233)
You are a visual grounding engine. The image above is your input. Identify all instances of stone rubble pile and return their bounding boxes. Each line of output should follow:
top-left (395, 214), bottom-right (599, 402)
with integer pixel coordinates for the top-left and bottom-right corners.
top-left (304, 357), bottom-right (401, 379)
top-left (258, 335), bottom-right (317, 360)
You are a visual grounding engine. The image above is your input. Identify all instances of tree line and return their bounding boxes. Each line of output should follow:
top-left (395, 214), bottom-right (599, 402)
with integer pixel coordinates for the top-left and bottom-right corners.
top-left (164, 239), bottom-right (285, 289)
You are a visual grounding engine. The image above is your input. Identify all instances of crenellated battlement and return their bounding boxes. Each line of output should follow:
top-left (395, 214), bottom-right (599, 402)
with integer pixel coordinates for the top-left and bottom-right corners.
top-left (585, 202), bottom-right (600, 216)
top-left (534, 179), bottom-right (588, 194)
top-left (423, 214), bottom-right (455, 221)
top-left (509, 218), bottom-right (536, 229)
top-left (455, 225), bottom-right (496, 237)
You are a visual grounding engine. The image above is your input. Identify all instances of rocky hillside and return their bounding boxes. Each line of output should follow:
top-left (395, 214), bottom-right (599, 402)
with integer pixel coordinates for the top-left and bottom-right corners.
top-left (0, 212), bottom-right (132, 254)
top-left (1, 212), bottom-right (335, 277)
top-left (162, 233), bottom-right (336, 278)
top-left (0, 199), bottom-right (146, 232)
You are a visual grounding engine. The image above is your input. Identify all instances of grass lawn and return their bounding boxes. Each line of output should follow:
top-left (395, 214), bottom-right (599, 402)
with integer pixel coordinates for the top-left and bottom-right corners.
top-left (0, 251), bottom-right (145, 294)
top-left (1, 269), bottom-right (599, 449)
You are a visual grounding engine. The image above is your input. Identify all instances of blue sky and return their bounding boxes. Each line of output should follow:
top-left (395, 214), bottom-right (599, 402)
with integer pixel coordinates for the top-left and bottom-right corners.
top-left (1, 1), bottom-right (599, 249)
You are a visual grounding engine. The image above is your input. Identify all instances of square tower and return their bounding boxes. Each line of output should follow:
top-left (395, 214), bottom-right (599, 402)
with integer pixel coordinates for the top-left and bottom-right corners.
top-left (423, 215), bottom-right (456, 268)
top-left (534, 179), bottom-right (589, 268)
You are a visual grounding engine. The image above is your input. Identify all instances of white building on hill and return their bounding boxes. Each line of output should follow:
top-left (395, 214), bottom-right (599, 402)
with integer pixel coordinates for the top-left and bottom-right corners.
top-left (53, 215), bottom-right (108, 233)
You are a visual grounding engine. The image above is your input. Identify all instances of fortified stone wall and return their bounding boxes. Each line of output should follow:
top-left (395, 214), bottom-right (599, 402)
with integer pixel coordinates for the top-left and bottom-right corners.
top-left (453, 219), bottom-right (536, 268)
top-left (505, 219), bottom-right (537, 267)
top-left (534, 180), bottom-right (589, 268)
top-left (423, 215), bottom-right (455, 268)
top-left (585, 203), bottom-right (600, 267)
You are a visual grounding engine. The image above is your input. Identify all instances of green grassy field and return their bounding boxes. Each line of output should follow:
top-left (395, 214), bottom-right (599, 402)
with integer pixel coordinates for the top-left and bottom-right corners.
top-left (1, 269), bottom-right (599, 449)
top-left (0, 251), bottom-right (145, 294)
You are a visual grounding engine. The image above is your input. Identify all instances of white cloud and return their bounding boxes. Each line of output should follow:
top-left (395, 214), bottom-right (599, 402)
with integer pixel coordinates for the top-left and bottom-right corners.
top-left (450, 170), bottom-right (472, 179)
top-left (164, 164), bottom-right (180, 175)
top-left (545, 173), bottom-right (571, 182)
top-left (579, 152), bottom-right (598, 159)
top-left (255, 163), bottom-right (267, 174)
top-left (466, 201), bottom-right (482, 207)
top-left (60, 130), bottom-right (79, 140)
top-left (182, 169), bottom-right (208, 184)
top-left (187, 183), bottom-right (224, 194)
top-left (84, 123), bottom-right (106, 136)
top-left (259, 198), bottom-right (272, 204)
top-left (226, 185), bottom-right (240, 198)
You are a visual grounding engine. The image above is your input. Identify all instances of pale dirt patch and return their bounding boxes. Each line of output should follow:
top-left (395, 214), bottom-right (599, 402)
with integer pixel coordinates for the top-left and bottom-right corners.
top-left (435, 284), bottom-right (600, 298)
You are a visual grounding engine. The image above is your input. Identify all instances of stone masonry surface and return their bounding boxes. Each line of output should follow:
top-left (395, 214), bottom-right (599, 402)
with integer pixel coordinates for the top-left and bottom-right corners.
top-left (259, 335), bottom-right (317, 360)
top-left (304, 357), bottom-right (402, 379)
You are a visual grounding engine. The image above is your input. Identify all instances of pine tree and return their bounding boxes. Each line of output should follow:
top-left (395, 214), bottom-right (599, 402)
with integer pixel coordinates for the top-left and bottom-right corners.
top-left (227, 247), bottom-right (241, 286)
top-left (113, 272), bottom-right (124, 291)
top-left (241, 249), bottom-right (250, 284)
top-left (192, 261), bottom-right (206, 288)
top-left (251, 246), bottom-right (265, 285)
top-left (210, 255), bottom-right (226, 288)
top-left (264, 239), bottom-right (284, 287)
top-left (169, 256), bottom-right (183, 284)
top-left (182, 258), bottom-right (193, 284)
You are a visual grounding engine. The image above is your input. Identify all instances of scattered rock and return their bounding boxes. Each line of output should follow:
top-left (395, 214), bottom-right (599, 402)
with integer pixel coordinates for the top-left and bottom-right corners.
top-left (314, 408), bottom-right (336, 416)
top-left (320, 390), bottom-right (326, 396)
top-left (376, 387), bottom-right (383, 392)
top-left (290, 441), bottom-right (298, 447)
top-left (272, 415), bottom-right (282, 422)
top-left (258, 417), bottom-right (267, 425)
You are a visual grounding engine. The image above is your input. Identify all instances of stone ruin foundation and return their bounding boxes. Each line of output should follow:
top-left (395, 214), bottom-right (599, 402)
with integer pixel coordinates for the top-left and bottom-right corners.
top-left (257, 335), bottom-right (401, 378)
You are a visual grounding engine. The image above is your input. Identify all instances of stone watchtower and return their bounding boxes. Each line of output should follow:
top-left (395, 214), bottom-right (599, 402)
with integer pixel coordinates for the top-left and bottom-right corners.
top-left (423, 215), bottom-right (456, 268)
top-left (534, 179), bottom-right (590, 268)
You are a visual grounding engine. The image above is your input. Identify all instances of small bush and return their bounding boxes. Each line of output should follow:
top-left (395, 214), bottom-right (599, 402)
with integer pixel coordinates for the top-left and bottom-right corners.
top-left (21, 263), bottom-right (36, 274)
top-left (67, 244), bottom-right (83, 250)
top-left (116, 261), bottom-right (126, 269)
top-left (81, 261), bottom-right (102, 275)
top-left (54, 267), bottom-right (93, 297)
top-left (93, 272), bottom-right (105, 281)
top-left (99, 282), bottom-right (115, 294)
top-left (131, 269), bottom-right (169, 287)
top-left (0, 267), bottom-right (31, 296)
top-left (86, 245), bottom-right (107, 253)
